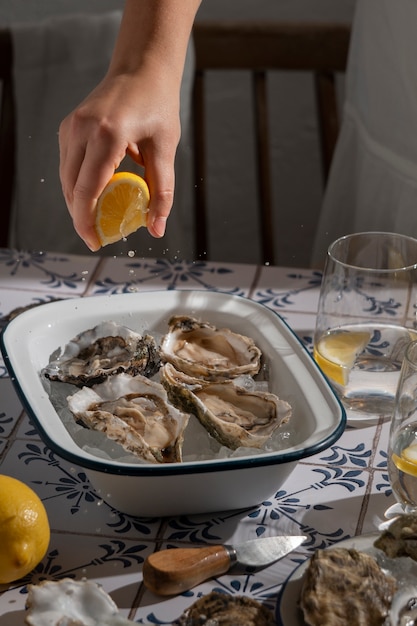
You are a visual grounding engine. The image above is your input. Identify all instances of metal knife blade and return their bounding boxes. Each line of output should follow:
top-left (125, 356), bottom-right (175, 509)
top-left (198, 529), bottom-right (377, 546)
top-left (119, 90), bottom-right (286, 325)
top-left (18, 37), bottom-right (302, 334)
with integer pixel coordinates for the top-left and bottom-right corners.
top-left (143, 534), bottom-right (306, 595)
top-left (229, 534), bottom-right (306, 568)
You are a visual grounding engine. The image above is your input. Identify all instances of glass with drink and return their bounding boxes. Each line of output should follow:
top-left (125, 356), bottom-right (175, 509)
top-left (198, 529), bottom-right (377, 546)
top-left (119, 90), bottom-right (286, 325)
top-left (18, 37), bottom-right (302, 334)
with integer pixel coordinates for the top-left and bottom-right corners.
top-left (314, 232), bottom-right (417, 416)
top-left (388, 340), bottom-right (417, 513)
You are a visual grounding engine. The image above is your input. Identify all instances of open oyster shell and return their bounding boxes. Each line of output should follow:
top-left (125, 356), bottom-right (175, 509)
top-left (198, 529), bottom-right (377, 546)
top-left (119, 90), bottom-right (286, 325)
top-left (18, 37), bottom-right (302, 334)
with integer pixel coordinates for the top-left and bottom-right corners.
top-left (68, 373), bottom-right (190, 463)
top-left (160, 315), bottom-right (262, 381)
top-left (25, 578), bottom-right (134, 626)
top-left (300, 547), bottom-right (398, 626)
top-left (42, 320), bottom-right (161, 387)
top-left (175, 590), bottom-right (275, 626)
top-left (375, 513), bottom-right (417, 561)
top-left (161, 362), bottom-right (291, 450)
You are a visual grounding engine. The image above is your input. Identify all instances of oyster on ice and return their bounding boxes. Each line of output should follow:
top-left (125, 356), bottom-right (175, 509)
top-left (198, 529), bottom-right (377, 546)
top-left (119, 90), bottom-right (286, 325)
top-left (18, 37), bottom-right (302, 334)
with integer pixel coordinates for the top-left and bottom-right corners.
top-left (42, 320), bottom-right (160, 386)
top-left (160, 315), bottom-right (262, 381)
top-left (68, 373), bottom-right (190, 463)
top-left (161, 362), bottom-right (291, 450)
top-left (25, 578), bottom-right (134, 626)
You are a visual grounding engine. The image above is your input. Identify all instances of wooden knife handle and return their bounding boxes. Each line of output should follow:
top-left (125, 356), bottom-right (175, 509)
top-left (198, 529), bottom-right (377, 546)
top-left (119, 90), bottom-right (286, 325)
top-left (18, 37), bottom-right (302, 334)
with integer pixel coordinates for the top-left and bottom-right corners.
top-left (143, 545), bottom-right (231, 595)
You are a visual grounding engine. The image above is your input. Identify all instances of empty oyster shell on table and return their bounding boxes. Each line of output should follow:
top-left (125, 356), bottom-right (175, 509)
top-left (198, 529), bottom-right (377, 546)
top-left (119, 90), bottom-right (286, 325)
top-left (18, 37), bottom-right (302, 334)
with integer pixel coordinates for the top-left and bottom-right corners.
top-left (161, 362), bottom-right (291, 450)
top-left (42, 320), bottom-right (161, 387)
top-left (68, 373), bottom-right (190, 463)
top-left (160, 315), bottom-right (262, 381)
top-left (25, 578), bottom-right (134, 626)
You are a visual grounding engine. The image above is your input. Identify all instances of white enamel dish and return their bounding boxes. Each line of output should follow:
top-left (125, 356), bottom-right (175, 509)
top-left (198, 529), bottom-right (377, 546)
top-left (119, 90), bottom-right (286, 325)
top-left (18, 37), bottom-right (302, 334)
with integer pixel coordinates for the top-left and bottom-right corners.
top-left (1, 290), bottom-right (346, 517)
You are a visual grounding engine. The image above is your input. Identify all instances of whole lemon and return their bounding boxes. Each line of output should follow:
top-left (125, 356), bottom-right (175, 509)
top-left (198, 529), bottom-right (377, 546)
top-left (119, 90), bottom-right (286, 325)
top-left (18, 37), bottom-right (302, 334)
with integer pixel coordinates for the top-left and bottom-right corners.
top-left (0, 474), bottom-right (50, 584)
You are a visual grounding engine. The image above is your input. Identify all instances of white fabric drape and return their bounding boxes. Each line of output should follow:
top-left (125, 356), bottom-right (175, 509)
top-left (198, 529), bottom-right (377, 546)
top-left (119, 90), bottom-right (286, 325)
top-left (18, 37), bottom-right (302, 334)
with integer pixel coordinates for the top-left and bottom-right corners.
top-left (311, 0), bottom-right (417, 267)
top-left (10, 11), bottom-right (195, 258)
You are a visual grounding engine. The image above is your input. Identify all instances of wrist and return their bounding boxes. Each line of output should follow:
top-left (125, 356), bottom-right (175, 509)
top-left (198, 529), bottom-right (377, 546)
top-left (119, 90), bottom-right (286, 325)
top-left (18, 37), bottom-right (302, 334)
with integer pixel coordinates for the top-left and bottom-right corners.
top-left (108, 0), bottom-right (200, 81)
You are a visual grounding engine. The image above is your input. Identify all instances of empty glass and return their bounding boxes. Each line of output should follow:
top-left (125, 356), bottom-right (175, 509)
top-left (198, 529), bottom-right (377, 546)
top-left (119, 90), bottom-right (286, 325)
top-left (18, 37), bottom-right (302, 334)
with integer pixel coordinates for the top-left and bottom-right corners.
top-left (388, 340), bottom-right (417, 514)
top-left (314, 232), bottom-right (417, 416)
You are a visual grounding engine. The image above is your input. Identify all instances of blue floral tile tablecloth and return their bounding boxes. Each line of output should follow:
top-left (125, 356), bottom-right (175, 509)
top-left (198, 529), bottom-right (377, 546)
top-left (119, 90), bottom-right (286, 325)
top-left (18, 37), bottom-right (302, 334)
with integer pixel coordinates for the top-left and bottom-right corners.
top-left (0, 249), bottom-right (395, 625)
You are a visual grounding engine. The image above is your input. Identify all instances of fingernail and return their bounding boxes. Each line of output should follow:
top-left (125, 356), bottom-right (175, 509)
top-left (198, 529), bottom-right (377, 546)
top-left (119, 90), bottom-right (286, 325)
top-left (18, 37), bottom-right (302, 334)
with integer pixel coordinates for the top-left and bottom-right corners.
top-left (85, 236), bottom-right (101, 252)
top-left (152, 217), bottom-right (167, 238)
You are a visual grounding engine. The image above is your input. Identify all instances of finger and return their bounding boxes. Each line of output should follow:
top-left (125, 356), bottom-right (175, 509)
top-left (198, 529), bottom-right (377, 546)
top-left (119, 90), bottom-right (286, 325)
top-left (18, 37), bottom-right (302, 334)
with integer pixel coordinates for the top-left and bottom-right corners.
top-left (71, 143), bottom-right (120, 251)
top-left (142, 145), bottom-right (176, 239)
top-left (126, 144), bottom-right (145, 168)
top-left (61, 126), bottom-right (127, 250)
top-left (58, 119), bottom-right (87, 214)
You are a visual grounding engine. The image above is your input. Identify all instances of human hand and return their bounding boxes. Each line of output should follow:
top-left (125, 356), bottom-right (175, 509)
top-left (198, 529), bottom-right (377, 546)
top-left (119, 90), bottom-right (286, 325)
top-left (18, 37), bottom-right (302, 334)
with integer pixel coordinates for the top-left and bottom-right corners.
top-left (59, 68), bottom-right (181, 251)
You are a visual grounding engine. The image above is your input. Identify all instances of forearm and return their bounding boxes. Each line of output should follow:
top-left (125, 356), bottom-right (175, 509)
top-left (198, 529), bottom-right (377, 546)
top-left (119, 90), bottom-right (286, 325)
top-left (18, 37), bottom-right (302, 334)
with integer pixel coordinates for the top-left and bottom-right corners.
top-left (108, 0), bottom-right (202, 82)
top-left (59, 0), bottom-right (202, 251)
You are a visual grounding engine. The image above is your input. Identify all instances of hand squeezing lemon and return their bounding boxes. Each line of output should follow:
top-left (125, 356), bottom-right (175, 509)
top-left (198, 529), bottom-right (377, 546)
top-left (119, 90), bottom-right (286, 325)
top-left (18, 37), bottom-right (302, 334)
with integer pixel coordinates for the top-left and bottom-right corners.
top-left (0, 474), bottom-right (50, 584)
top-left (95, 172), bottom-right (150, 247)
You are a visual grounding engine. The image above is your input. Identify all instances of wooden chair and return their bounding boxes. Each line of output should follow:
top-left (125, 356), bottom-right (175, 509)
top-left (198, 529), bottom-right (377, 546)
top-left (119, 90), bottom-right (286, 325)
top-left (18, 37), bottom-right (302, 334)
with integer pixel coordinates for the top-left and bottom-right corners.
top-left (0, 22), bottom-right (350, 259)
top-left (0, 29), bottom-right (15, 248)
top-left (192, 21), bottom-right (351, 264)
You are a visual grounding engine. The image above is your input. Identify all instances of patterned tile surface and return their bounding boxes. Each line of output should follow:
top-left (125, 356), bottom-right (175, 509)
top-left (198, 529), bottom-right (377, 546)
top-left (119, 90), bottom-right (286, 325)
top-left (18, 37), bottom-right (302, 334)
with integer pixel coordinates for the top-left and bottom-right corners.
top-left (0, 249), bottom-right (399, 624)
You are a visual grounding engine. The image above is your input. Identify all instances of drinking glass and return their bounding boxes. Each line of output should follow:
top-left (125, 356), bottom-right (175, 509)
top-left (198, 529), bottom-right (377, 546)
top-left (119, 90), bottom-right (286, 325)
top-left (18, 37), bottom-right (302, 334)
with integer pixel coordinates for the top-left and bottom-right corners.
top-left (388, 340), bottom-right (417, 513)
top-left (314, 232), bottom-right (417, 416)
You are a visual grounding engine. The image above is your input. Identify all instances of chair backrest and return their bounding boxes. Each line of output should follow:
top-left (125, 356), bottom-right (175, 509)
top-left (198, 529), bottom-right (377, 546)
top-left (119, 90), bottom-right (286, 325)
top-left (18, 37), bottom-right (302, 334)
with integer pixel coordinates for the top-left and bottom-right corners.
top-left (192, 21), bottom-right (351, 265)
top-left (0, 22), bottom-right (351, 261)
top-left (0, 29), bottom-right (15, 248)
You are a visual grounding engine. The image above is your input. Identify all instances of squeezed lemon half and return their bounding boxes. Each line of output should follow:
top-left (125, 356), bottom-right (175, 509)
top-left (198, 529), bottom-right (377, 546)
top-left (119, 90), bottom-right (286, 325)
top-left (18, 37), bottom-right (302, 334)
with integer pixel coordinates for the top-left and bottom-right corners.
top-left (314, 331), bottom-right (371, 386)
top-left (95, 172), bottom-right (150, 247)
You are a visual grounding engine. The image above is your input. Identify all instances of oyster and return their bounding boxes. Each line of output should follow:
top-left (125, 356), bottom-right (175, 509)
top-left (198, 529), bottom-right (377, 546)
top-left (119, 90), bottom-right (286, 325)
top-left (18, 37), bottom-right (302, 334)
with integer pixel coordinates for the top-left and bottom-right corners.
top-left (25, 578), bottom-right (133, 626)
top-left (175, 590), bottom-right (275, 626)
top-left (300, 547), bottom-right (398, 626)
top-left (161, 362), bottom-right (291, 450)
top-left (68, 373), bottom-right (190, 463)
top-left (160, 315), bottom-right (262, 381)
top-left (375, 513), bottom-right (417, 561)
top-left (42, 320), bottom-right (160, 386)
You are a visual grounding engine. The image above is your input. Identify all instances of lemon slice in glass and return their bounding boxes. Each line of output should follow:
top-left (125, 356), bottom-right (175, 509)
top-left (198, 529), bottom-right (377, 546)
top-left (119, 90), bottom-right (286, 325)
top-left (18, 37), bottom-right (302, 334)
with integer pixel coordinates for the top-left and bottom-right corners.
top-left (393, 443), bottom-right (417, 477)
top-left (314, 331), bottom-right (371, 386)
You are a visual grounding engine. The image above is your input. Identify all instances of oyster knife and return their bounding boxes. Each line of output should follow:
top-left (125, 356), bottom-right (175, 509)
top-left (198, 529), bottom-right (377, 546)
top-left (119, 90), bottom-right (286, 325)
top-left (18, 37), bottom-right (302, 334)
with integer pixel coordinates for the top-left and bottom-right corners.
top-left (143, 534), bottom-right (306, 595)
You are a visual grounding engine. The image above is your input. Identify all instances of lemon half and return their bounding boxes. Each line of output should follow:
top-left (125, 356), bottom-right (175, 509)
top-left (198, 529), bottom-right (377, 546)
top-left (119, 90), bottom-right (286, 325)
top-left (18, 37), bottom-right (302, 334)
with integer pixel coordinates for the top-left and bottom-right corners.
top-left (95, 172), bottom-right (150, 247)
